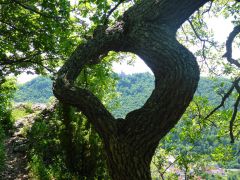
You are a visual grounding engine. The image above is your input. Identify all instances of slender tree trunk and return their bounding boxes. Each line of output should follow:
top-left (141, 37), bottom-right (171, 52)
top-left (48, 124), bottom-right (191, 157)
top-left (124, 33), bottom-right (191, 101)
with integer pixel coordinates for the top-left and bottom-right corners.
top-left (53, 0), bottom-right (210, 179)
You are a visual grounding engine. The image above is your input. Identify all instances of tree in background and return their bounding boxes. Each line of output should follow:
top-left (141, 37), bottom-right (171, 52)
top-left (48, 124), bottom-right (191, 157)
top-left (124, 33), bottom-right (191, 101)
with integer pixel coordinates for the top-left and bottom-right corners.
top-left (0, 0), bottom-right (79, 86)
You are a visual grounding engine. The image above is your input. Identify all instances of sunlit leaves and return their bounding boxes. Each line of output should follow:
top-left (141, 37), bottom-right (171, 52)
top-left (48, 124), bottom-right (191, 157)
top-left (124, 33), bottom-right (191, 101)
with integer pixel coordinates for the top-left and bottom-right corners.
top-left (211, 144), bottom-right (234, 163)
top-left (0, 78), bottom-right (16, 131)
top-left (75, 51), bottom-right (119, 111)
top-left (153, 92), bottom-right (239, 178)
top-left (0, 0), bottom-right (76, 75)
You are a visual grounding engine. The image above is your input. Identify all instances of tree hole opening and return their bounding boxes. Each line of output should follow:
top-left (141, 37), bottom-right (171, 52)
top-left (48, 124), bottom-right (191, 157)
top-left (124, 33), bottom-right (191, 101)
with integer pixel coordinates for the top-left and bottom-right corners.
top-left (110, 52), bottom-right (155, 119)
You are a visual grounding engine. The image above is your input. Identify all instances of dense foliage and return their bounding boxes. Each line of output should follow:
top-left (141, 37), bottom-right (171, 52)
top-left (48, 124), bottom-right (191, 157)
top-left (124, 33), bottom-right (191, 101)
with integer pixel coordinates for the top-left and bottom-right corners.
top-left (0, 126), bottom-right (5, 173)
top-left (27, 55), bottom-right (117, 179)
top-left (0, 78), bottom-right (16, 131)
top-left (28, 103), bottom-right (109, 179)
top-left (0, 0), bottom-right (75, 80)
top-left (153, 95), bottom-right (240, 178)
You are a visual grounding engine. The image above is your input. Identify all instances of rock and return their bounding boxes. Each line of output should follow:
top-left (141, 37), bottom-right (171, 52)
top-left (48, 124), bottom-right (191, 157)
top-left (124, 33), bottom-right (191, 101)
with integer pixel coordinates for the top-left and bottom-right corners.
top-left (32, 103), bottom-right (47, 111)
top-left (14, 113), bottom-right (37, 129)
top-left (13, 103), bottom-right (47, 113)
top-left (14, 121), bottom-right (24, 129)
top-left (13, 138), bottom-right (28, 153)
top-left (13, 143), bottom-right (28, 153)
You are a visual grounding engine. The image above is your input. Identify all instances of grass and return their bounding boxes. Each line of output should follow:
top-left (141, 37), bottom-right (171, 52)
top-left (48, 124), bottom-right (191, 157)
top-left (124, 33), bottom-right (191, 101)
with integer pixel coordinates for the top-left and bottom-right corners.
top-left (11, 109), bottom-right (29, 121)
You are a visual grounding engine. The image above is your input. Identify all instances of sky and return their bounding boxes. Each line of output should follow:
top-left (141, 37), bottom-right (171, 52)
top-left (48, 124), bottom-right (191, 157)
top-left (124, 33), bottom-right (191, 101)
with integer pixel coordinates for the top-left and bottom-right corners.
top-left (17, 73), bottom-right (38, 84)
top-left (17, 16), bottom-right (237, 84)
top-left (112, 56), bottom-right (152, 74)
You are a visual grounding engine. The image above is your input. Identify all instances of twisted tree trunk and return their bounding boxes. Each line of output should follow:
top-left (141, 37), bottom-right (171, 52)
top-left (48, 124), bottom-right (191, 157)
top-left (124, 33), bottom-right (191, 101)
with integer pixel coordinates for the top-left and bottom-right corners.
top-left (53, 0), bottom-right (210, 179)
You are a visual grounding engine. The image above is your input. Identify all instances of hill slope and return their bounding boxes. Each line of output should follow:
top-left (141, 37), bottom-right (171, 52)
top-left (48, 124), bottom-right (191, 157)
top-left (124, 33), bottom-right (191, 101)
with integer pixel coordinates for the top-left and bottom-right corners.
top-left (14, 77), bottom-right (53, 103)
top-left (14, 73), bottom-right (232, 117)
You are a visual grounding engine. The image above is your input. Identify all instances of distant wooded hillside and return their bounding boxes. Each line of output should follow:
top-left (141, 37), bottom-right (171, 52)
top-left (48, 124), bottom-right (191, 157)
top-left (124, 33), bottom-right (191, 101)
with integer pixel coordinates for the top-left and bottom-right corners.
top-left (112, 73), bottom-right (232, 118)
top-left (14, 77), bottom-right (53, 103)
top-left (14, 73), bottom-right (232, 117)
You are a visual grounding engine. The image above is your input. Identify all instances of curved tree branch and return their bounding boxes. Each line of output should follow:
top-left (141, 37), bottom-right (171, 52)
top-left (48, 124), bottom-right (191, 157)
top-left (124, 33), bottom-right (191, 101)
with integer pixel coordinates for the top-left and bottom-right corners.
top-left (204, 77), bottom-right (240, 120)
top-left (203, 76), bottom-right (240, 143)
top-left (53, 23), bottom-right (126, 138)
top-left (0, 53), bottom-right (41, 65)
top-left (125, 0), bottom-right (209, 30)
top-left (223, 25), bottom-right (240, 68)
top-left (0, 53), bottom-right (56, 74)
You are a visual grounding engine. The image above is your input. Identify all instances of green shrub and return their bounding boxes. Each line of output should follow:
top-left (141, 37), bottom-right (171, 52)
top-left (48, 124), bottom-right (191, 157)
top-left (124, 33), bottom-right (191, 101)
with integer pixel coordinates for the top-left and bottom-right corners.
top-left (29, 154), bottom-right (51, 180)
top-left (28, 103), bottom-right (109, 179)
top-left (11, 109), bottom-right (29, 120)
top-left (24, 103), bottom-right (34, 114)
top-left (0, 78), bottom-right (16, 132)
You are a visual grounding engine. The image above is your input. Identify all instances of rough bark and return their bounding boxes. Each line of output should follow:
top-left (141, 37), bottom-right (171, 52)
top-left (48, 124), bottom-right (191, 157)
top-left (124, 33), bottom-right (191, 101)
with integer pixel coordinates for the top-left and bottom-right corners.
top-left (53, 0), bottom-right (210, 179)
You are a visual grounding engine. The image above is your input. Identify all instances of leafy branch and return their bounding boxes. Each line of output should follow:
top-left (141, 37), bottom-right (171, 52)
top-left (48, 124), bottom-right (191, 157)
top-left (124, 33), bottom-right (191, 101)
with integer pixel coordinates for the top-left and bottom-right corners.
top-left (103, 0), bottom-right (126, 25)
top-left (11, 0), bottom-right (63, 20)
top-left (203, 77), bottom-right (240, 143)
top-left (0, 53), bottom-right (55, 74)
top-left (204, 78), bottom-right (239, 120)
